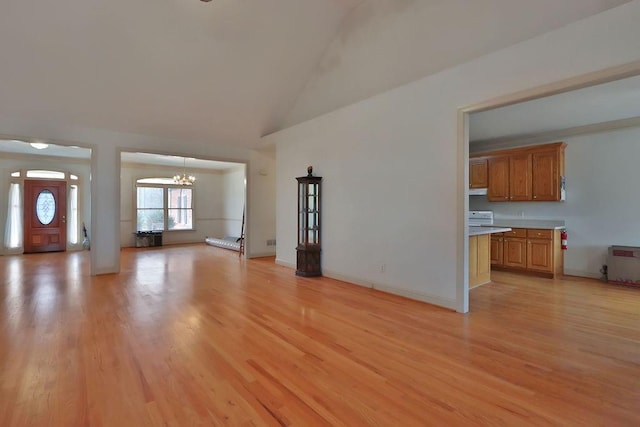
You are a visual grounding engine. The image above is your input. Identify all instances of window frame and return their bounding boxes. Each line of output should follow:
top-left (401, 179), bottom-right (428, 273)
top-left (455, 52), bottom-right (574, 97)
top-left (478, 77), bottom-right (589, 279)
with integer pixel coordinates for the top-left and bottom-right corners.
top-left (135, 181), bottom-right (195, 232)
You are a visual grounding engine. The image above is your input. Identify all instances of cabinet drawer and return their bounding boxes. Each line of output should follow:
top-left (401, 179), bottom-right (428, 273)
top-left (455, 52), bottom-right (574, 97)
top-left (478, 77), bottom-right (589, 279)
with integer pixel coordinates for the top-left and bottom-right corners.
top-left (504, 228), bottom-right (526, 238)
top-left (527, 229), bottom-right (553, 239)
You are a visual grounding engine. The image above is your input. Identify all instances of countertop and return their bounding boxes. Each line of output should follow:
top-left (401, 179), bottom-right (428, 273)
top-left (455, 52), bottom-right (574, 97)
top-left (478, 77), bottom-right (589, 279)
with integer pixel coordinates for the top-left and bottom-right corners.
top-left (482, 219), bottom-right (565, 230)
top-left (469, 226), bottom-right (512, 236)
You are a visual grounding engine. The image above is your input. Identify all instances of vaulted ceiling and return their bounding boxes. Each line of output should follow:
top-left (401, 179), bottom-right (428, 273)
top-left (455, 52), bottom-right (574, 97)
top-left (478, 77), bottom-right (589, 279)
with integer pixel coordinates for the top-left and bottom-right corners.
top-left (0, 0), bottom-right (632, 149)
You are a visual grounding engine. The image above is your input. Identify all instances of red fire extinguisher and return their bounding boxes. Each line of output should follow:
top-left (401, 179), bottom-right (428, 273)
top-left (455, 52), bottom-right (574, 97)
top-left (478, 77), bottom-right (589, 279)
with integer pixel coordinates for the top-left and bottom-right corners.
top-left (561, 229), bottom-right (568, 250)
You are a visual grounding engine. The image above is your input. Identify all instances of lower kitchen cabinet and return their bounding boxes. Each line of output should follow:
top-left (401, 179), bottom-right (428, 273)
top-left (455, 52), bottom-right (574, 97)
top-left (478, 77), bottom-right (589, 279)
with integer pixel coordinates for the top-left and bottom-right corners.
top-left (469, 234), bottom-right (491, 287)
top-left (527, 239), bottom-right (553, 273)
top-left (504, 237), bottom-right (527, 268)
top-left (490, 235), bottom-right (504, 265)
top-left (491, 228), bottom-right (563, 278)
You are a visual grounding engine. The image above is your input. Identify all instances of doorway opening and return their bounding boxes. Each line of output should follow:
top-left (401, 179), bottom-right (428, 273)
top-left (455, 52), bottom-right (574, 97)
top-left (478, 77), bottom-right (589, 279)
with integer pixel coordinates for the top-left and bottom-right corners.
top-left (6, 170), bottom-right (85, 254)
top-left (461, 64), bottom-right (640, 312)
top-left (1, 139), bottom-right (92, 257)
top-left (120, 151), bottom-right (247, 252)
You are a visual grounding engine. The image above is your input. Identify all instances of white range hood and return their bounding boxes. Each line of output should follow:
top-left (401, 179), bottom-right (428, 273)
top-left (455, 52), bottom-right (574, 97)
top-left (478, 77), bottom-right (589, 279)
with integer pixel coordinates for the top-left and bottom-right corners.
top-left (469, 188), bottom-right (488, 196)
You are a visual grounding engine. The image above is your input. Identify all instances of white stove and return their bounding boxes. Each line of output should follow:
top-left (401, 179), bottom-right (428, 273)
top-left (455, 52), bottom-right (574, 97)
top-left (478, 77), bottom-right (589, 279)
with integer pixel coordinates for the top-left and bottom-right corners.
top-left (469, 211), bottom-right (494, 226)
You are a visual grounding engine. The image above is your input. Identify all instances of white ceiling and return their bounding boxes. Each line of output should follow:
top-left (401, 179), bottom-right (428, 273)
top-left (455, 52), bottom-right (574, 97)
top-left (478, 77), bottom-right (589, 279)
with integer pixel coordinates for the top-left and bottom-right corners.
top-left (0, 0), bottom-right (632, 149)
top-left (0, 139), bottom-right (90, 158)
top-left (283, 0), bottom-right (633, 128)
top-left (469, 74), bottom-right (640, 143)
top-left (0, 139), bottom-right (241, 170)
top-left (0, 0), bottom-right (360, 147)
top-left (121, 152), bottom-right (242, 171)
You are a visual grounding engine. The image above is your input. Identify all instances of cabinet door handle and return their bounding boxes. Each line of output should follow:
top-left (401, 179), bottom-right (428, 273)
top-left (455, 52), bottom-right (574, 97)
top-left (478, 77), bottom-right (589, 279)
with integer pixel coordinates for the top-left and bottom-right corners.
top-left (533, 195), bottom-right (537, 199)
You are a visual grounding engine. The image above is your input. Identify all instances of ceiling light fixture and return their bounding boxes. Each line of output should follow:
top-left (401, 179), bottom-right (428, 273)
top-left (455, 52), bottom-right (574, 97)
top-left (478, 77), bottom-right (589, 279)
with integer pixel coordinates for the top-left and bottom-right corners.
top-left (30, 142), bottom-right (49, 150)
top-left (173, 158), bottom-right (196, 185)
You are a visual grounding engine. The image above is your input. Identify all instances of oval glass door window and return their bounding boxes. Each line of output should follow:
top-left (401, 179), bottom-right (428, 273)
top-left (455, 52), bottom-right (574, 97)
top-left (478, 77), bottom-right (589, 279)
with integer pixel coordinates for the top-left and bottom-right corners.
top-left (36, 190), bottom-right (56, 225)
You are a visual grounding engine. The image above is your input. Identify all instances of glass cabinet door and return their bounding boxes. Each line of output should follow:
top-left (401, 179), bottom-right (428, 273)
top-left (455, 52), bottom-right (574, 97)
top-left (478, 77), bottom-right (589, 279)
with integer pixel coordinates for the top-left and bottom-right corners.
top-left (296, 171), bottom-right (322, 277)
top-left (297, 179), bottom-right (321, 246)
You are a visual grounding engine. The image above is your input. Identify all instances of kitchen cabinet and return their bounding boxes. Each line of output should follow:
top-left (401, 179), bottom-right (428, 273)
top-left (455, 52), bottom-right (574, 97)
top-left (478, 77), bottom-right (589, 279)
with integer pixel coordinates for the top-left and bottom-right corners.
top-left (509, 153), bottom-right (532, 201)
top-left (490, 227), bottom-right (563, 278)
top-left (504, 237), bottom-right (527, 269)
top-left (477, 142), bottom-right (566, 202)
top-left (526, 229), bottom-right (555, 273)
top-left (469, 158), bottom-right (488, 188)
top-left (490, 234), bottom-right (504, 265)
top-left (487, 157), bottom-right (509, 201)
top-left (532, 149), bottom-right (564, 201)
top-left (469, 234), bottom-right (491, 287)
top-left (527, 239), bottom-right (553, 273)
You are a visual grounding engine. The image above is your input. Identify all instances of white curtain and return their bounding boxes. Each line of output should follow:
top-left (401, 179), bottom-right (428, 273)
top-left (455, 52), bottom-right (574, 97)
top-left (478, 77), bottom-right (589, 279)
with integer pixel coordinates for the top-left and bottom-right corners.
top-left (69, 185), bottom-right (78, 244)
top-left (4, 183), bottom-right (23, 249)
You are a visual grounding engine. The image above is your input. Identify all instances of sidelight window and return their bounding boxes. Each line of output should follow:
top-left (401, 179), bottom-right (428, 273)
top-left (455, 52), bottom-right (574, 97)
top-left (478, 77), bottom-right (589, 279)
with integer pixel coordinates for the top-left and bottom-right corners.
top-left (69, 185), bottom-right (79, 244)
top-left (4, 183), bottom-right (23, 249)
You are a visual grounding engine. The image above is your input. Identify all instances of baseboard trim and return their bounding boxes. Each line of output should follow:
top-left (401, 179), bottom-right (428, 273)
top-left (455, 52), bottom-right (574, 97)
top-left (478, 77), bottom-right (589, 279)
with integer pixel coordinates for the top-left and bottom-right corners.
top-left (92, 267), bottom-right (119, 276)
top-left (275, 258), bottom-right (295, 269)
top-left (274, 261), bottom-right (456, 310)
top-left (322, 269), bottom-right (457, 311)
top-left (563, 269), bottom-right (600, 279)
top-left (247, 251), bottom-right (276, 259)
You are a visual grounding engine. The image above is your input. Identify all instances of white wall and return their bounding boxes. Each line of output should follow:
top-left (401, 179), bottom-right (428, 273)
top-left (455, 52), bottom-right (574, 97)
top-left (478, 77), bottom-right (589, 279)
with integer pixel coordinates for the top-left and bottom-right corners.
top-left (0, 154), bottom-right (91, 255)
top-left (222, 166), bottom-right (246, 237)
top-left (120, 163), bottom-right (242, 247)
top-left (246, 150), bottom-right (277, 257)
top-left (266, 1), bottom-right (640, 312)
top-left (470, 127), bottom-right (640, 278)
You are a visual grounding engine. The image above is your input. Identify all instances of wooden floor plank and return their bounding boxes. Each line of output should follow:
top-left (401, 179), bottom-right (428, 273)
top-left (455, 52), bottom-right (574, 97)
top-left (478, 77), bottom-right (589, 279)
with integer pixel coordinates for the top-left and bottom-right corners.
top-left (1, 244), bottom-right (639, 426)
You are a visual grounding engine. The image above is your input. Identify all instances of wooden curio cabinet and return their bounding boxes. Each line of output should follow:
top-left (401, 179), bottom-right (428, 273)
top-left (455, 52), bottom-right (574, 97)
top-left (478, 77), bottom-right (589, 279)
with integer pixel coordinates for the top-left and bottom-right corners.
top-left (296, 167), bottom-right (322, 277)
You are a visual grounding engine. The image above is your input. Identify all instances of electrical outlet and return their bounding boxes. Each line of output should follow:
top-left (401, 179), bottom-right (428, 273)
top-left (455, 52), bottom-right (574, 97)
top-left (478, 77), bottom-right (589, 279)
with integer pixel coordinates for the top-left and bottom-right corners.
top-left (380, 264), bottom-right (386, 273)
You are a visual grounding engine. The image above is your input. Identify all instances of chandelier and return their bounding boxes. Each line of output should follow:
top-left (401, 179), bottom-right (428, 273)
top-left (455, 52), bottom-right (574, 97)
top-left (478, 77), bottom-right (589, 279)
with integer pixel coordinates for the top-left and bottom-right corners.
top-left (173, 158), bottom-right (196, 185)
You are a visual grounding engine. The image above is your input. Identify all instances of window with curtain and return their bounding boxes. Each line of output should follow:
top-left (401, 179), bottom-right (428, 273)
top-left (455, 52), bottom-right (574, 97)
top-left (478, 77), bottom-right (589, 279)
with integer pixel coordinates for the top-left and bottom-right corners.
top-left (4, 183), bottom-right (23, 249)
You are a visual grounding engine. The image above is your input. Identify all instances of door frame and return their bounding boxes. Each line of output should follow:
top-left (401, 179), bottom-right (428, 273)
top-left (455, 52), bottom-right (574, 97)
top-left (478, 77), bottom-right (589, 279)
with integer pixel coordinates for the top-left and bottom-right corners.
top-left (23, 179), bottom-right (68, 253)
top-left (4, 169), bottom-right (85, 255)
top-left (457, 60), bottom-right (640, 314)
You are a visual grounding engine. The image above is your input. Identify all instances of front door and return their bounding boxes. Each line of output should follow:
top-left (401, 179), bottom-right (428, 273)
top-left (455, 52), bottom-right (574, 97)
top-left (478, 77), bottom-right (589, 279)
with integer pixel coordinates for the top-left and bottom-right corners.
top-left (23, 180), bottom-right (67, 253)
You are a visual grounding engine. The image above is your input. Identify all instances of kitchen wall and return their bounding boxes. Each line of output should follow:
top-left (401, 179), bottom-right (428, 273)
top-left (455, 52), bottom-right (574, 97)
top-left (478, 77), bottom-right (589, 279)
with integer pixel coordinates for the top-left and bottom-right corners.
top-left (265, 1), bottom-right (640, 312)
top-left (470, 126), bottom-right (640, 278)
top-left (120, 162), bottom-right (246, 247)
top-left (0, 153), bottom-right (91, 255)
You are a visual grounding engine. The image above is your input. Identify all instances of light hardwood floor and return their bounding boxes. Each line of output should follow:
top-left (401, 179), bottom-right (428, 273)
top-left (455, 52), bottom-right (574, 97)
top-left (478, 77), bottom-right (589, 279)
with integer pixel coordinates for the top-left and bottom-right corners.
top-left (1, 245), bottom-right (639, 426)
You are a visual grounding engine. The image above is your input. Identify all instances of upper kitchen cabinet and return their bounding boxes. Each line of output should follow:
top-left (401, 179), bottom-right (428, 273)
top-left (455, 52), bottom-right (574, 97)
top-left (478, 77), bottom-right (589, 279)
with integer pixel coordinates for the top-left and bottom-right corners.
top-left (487, 156), bottom-right (509, 201)
top-left (509, 153), bottom-right (533, 201)
top-left (469, 158), bottom-right (488, 188)
top-left (532, 148), bottom-right (565, 201)
top-left (474, 142), bottom-right (566, 202)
